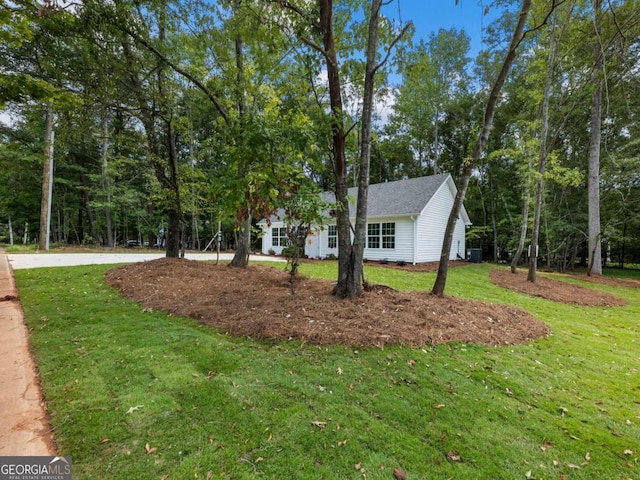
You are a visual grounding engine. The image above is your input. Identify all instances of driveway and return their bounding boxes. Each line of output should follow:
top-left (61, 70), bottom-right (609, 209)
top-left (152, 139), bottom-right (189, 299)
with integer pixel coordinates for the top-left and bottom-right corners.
top-left (8, 252), bottom-right (285, 269)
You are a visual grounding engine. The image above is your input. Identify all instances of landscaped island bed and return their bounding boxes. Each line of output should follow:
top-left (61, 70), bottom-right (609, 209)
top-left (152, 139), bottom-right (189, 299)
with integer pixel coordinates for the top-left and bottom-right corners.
top-left (106, 258), bottom-right (627, 347)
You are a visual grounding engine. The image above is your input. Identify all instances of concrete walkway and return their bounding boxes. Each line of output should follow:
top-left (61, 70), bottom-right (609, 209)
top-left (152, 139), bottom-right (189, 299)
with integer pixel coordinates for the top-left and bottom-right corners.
top-left (0, 249), bottom-right (56, 455)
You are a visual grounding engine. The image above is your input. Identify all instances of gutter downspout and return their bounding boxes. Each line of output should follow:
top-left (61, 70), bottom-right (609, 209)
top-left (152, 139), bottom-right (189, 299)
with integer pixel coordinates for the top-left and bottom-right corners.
top-left (411, 215), bottom-right (417, 265)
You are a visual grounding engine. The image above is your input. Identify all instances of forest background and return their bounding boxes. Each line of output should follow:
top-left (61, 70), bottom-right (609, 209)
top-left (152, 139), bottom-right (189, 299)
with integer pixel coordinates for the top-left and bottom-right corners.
top-left (1, 0), bottom-right (639, 284)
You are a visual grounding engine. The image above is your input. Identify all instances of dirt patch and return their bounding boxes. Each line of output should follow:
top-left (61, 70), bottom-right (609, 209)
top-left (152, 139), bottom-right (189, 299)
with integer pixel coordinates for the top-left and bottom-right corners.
top-left (105, 258), bottom-right (550, 348)
top-left (489, 268), bottom-right (627, 306)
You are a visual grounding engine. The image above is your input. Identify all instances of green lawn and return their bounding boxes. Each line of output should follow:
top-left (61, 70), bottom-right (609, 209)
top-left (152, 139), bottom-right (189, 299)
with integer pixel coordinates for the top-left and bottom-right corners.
top-left (15, 262), bottom-right (640, 479)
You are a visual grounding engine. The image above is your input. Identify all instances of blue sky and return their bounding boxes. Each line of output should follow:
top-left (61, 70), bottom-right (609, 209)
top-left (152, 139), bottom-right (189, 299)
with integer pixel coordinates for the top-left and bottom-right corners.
top-left (385, 0), bottom-right (502, 57)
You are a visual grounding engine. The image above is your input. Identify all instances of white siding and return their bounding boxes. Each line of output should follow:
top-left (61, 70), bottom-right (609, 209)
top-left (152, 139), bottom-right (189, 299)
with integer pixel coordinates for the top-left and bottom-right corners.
top-left (363, 217), bottom-right (414, 263)
top-left (260, 222), bottom-right (285, 255)
top-left (415, 181), bottom-right (464, 262)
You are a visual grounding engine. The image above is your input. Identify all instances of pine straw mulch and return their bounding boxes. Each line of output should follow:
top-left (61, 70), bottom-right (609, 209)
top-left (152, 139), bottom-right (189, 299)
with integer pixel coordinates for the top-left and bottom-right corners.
top-left (489, 268), bottom-right (630, 307)
top-left (105, 258), bottom-right (550, 348)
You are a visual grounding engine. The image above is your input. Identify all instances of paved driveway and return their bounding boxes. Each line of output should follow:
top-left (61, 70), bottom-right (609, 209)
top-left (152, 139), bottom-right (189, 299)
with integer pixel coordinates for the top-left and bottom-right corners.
top-left (8, 252), bottom-right (284, 269)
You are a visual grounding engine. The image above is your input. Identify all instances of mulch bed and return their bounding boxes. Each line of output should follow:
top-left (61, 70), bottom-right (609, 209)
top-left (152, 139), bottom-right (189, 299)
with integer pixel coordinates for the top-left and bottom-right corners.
top-left (105, 258), bottom-right (550, 348)
top-left (489, 268), bottom-right (628, 306)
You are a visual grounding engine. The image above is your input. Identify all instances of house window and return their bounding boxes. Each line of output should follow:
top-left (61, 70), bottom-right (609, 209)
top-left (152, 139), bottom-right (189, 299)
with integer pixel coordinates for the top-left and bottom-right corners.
top-left (327, 225), bottom-right (337, 249)
top-left (367, 223), bottom-right (380, 249)
top-left (382, 222), bottom-right (395, 249)
top-left (272, 227), bottom-right (287, 247)
top-left (367, 222), bottom-right (395, 249)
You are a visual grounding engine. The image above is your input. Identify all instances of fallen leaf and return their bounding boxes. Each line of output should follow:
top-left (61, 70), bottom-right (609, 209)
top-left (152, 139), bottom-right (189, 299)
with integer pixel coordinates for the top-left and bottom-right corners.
top-left (310, 421), bottom-right (326, 429)
top-left (337, 439), bottom-right (347, 446)
top-left (585, 452), bottom-right (590, 461)
top-left (393, 467), bottom-right (407, 480)
top-left (568, 463), bottom-right (580, 469)
top-left (540, 441), bottom-right (553, 452)
top-left (623, 449), bottom-right (633, 455)
top-left (354, 462), bottom-right (362, 470)
top-left (255, 457), bottom-right (263, 463)
top-left (206, 472), bottom-right (213, 480)
top-left (525, 470), bottom-right (532, 479)
top-left (447, 451), bottom-right (461, 462)
top-left (336, 367), bottom-right (343, 375)
top-left (145, 443), bottom-right (157, 455)
top-left (126, 405), bottom-right (143, 414)
top-left (407, 359), bottom-right (416, 366)
top-left (433, 404), bottom-right (445, 409)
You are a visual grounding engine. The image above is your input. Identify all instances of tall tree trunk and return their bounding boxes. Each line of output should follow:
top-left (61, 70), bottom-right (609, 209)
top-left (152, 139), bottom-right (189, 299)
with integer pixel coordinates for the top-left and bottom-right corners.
top-left (230, 3), bottom-right (252, 268)
top-left (100, 115), bottom-right (114, 247)
top-left (79, 168), bottom-right (96, 243)
top-left (432, 0), bottom-right (533, 296)
top-left (528, 14), bottom-right (559, 283)
top-left (164, 120), bottom-right (182, 258)
top-left (587, 0), bottom-right (603, 276)
top-left (8, 217), bottom-right (13, 245)
top-left (39, 104), bottom-right (54, 251)
top-left (333, 0), bottom-right (382, 298)
top-left (510, 156), bottom-right (532, 273)
top-left (316, 0), bottom-right (351, 293)
top-left (157, 3), bottom-right (182, 258)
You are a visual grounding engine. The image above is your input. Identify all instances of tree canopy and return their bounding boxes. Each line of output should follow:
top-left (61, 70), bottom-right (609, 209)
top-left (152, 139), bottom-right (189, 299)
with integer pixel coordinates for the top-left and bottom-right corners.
top-left (2, 0), bottom-right (639, 292)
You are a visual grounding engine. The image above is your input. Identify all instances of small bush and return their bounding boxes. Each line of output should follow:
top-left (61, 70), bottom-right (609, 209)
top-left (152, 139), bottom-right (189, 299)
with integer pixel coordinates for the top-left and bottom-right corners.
top-left (268, 248), bottom-right (276, 256)
top-left (282, 245), bottom-right (301, 258)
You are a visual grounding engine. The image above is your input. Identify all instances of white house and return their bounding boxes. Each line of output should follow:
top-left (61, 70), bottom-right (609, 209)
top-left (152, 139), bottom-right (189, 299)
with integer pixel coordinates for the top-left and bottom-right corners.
top-left (258, 173), bottom-right (472, 264)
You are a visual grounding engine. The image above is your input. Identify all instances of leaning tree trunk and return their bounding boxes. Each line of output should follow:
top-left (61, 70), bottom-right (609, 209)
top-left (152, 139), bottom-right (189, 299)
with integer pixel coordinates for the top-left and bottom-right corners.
top-left (587, 0), bottom-right (603, 276)
top-left (432, 0), bottom-right (533, 296)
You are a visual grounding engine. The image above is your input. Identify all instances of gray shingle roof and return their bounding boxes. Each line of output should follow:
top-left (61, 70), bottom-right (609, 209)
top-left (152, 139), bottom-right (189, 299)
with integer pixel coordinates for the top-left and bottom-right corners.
top-left (259, 173), bottom-right (456, 224)
top-left (321, 173), bottom-right (452, 218)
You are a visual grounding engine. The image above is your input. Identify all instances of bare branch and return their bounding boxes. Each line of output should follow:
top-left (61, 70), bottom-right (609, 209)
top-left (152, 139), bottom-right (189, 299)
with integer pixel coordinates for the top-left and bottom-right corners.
top-left (374, 23), bottom-right (411, 73)
top-left (124, 26), bottom-right (230, 124)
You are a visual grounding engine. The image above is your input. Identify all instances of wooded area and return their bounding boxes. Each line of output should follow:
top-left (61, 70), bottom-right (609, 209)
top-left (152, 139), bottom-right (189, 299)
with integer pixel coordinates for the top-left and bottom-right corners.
top-left (1, 0), bottom-right (639, 294)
